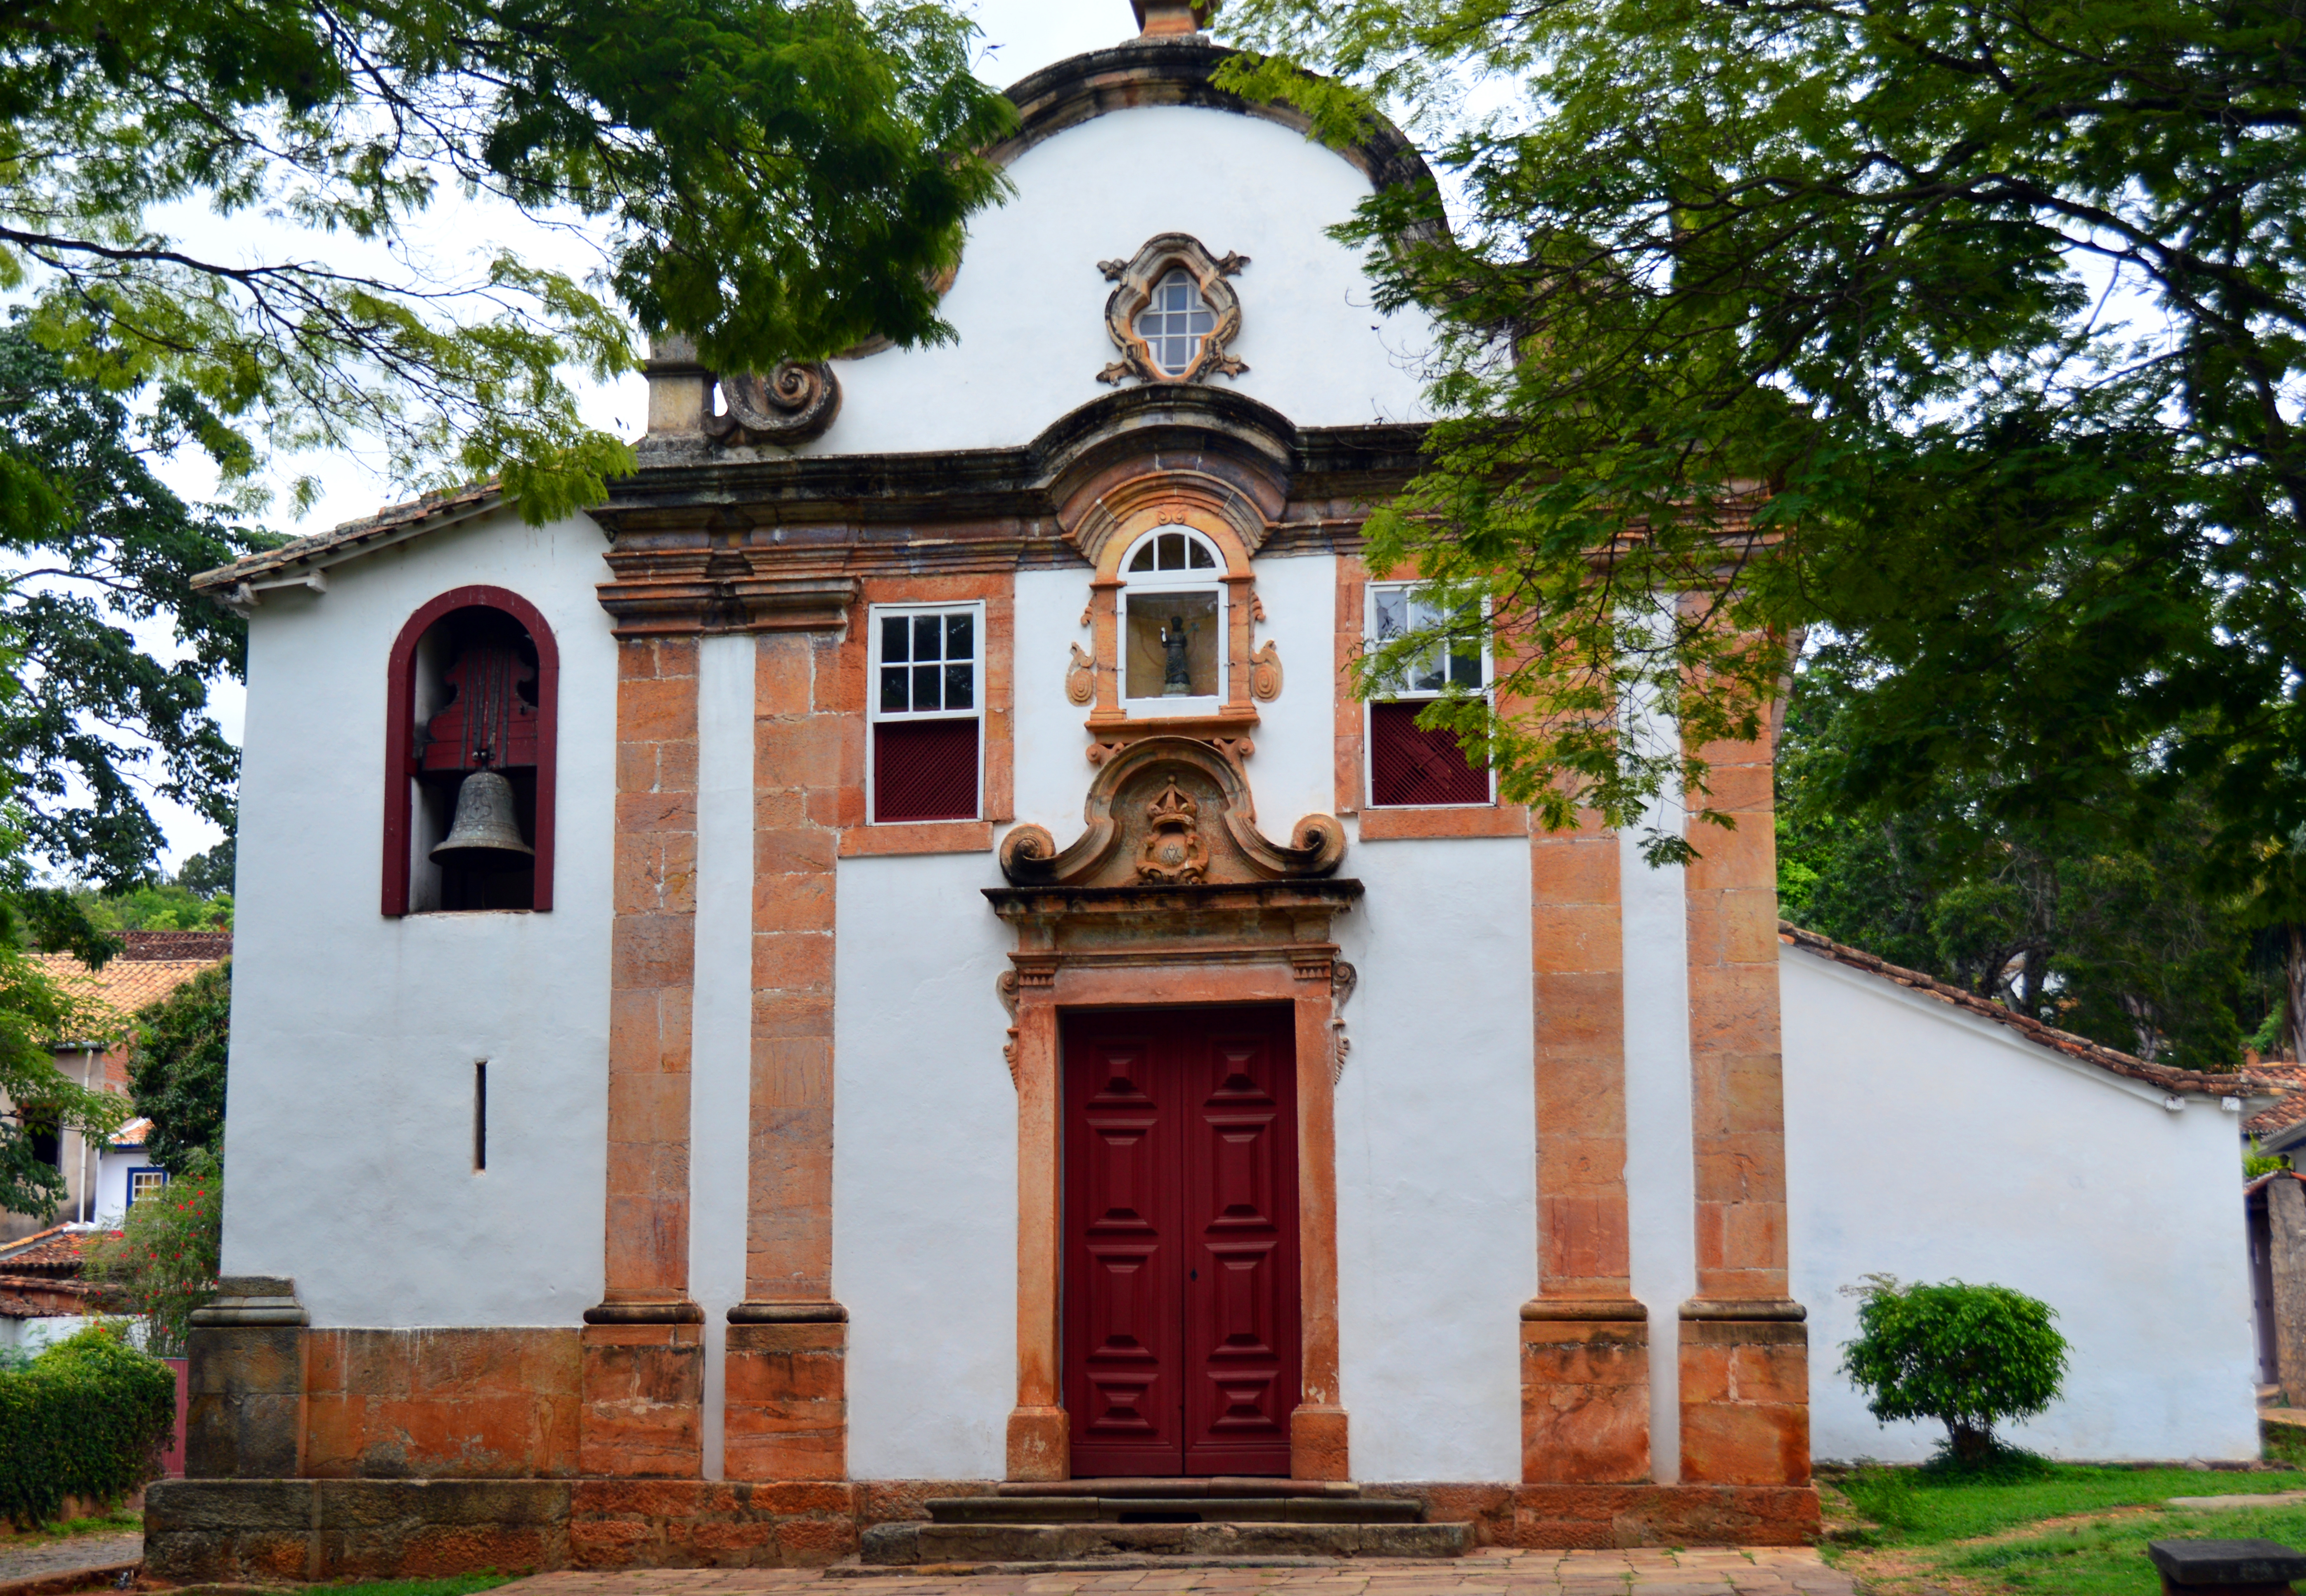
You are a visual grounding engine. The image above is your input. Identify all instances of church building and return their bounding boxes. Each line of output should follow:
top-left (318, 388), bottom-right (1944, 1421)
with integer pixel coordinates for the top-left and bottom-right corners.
top-left (150, 2), bottom-right (2267, 1578)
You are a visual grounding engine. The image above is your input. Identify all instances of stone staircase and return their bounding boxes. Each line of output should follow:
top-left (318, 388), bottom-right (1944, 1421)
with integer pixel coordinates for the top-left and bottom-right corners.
top-left (859, 1480), bottom-right (1472, 1565)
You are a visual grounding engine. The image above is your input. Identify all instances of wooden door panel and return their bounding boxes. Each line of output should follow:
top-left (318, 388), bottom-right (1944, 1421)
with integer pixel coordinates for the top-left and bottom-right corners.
top-left (1063, 1007), bottom-right (1299, 1478)
top-left (1064, 1026), bottom-right (1184, 1474)
top-left (1182, 1024), bottom-right (1297, 1473)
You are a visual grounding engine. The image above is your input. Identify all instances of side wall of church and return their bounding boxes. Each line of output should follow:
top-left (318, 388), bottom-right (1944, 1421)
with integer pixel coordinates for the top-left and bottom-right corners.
top-left (1781, 946), bottom-right (2260, 1462)
top-left (225, 510), bottom-right (618, 1329)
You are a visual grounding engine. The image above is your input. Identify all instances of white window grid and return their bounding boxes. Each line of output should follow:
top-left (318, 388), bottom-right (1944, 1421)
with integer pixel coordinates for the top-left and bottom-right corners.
top-left (1135, 270), bottom-right (1218, 376)
top-left (1118, 527), bottom-right (1227, 712)
top-left (128, 1167), bottom-right (168, 1207)
top-left (1364, 582), bottom-right (1496, 808)
top-left (866, 601), bottom-right (985, 825)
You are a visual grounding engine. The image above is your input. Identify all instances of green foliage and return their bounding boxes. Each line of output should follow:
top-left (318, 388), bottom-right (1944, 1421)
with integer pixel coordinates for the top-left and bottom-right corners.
top-left (124, 968), bottom-right (230, 1175)
top-left (1830, 1463), bottom-right (2301, 1548)
top-left (0, 325), bottom-right (272, 889)
top-left (2249, 1139), bottom-right (2291, 1178)
top-left (0, 1324), bottom-right (176, 1529)
top-left (78, 883), bottom-right (232, 934)
top-left (173, 840), bottom-right (233, 901)
top-left (328, 1577), bottom-right (514, 1596)
top-left (0, 0), bottom-right (1014, 520)
top-left (1211, 0), bottom-right (2306, 884)
top-left (1778, 657), bottom-right (2259, 1070)
top-left (1842, 1277), bottom-right (2069, 1465)
top-left (80, 1149), bottom-right (222, 1356)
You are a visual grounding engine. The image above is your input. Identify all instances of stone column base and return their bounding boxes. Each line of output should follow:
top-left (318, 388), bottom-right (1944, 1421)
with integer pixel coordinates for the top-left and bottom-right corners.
top-left (1520, 1300), bottom-right (1650, 1484)
top-left (579, 1306), bottom-right (704, 1478)
top-left (725, 1303), bottom-right (847, 1481)
top-left (1004, 1405), bottom-right (1069, 1482)
top-left (1677, 1302), bottom-right (1810, 1486)
top-left (1290, 1404), bottom-right (1350, 1481)
top-left (185, 1277), bottom-right (309, 1479)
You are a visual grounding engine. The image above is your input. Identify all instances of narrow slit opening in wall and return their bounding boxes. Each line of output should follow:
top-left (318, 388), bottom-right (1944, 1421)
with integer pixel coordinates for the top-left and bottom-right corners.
top-left (474, 1060), bottom-right (488, 1173)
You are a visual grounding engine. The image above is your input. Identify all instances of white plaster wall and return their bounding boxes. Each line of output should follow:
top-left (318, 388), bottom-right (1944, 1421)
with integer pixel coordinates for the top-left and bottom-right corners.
top-left (833, 850), bottom-right (1018, 1479)
top-left (1332, 831), bottom-right (1533, 1483)
top-left (810, 105), bottom-right (1430, 456)
top-left (690, 633), bottom-right (758, 1478)
top-left (223, 508), bottom-right (617, 1327)
top-left (1782, 945), bottom-right (2261, 1461)
top-left (1620, 824), bottom-right (1695, 1483)
top-left (93, 1144), bottom-right (157, 1222)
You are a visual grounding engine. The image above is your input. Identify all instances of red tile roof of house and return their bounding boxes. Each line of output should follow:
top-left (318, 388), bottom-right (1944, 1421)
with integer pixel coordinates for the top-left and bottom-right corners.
top-left (1781, 920), bottom-right (2279, 1100)
top-left (0, 1225), bottom-right (92, 1274)
top-left (190, 482), bottom-right (503, 595)
top-left (32, 936), bottom-right (227, 1043)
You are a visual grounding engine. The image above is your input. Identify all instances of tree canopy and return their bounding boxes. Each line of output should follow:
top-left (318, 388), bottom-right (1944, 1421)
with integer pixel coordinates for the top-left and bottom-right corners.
top-left (125, 962), bottom-right (230, 1176)
top-left (2, 0), bottom-right (1015, 520)
top-left (1215, 0), bottom-right (2306, 880)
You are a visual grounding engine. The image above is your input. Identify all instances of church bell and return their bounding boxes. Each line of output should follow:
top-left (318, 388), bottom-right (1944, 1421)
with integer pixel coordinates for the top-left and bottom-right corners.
top-left (431, 769), bottom-right (535, 870)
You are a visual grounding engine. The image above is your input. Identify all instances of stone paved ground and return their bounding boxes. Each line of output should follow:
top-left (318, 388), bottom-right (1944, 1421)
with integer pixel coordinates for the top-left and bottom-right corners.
top-left (495, 1547), bottom-right (1855, 1596)
top-left (0, 1531), bottom-right (141, 1589)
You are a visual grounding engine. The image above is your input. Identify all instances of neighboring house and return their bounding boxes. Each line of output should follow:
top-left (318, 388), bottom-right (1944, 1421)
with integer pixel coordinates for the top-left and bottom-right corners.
top-left (0, 1225), bottom-right (93, 1350)
top-left (0, 929), bottom-right (228, 1244)
top-left (156, 4), bottom-right (2288, 1579)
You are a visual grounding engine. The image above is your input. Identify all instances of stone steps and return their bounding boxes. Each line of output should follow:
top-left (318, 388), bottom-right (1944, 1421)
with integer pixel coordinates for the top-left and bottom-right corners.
top-left (929, 1495), bottom-right (1425, 1525)
top-left (859, 1521), bottom-right (1473, 1565)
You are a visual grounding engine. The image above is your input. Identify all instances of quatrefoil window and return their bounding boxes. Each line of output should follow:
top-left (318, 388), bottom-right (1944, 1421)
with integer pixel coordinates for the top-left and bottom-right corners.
top-left (1136, 272), bottom-right (1218, 376)
top-left (1096, 233), bottom-right (1249, 387)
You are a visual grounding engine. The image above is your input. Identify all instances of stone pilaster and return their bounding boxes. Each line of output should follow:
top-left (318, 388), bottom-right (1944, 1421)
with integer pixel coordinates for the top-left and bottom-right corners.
top-left (184, 1277), bottom-right (308, 1479)
top-left (1523, 808), bottom-right (1648, 1483)
top-left (1679, 729), bottom-right (1808, 1485)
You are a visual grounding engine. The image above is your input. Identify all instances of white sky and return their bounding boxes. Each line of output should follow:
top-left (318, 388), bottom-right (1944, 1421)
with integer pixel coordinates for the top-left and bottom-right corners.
top-left (113, 0), bottom-right (1141, 874)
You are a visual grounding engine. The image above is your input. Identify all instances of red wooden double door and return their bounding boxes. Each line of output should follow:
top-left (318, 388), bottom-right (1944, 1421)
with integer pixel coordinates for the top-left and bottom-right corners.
top-left (1062, 1005), bottom-right (1301, 1477)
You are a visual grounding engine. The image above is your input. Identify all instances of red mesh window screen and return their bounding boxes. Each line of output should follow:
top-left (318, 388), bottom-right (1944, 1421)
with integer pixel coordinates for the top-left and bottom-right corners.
top-left (874, 719), bottom-right (980, 822)
top-left (1368, 702), bottom-right (1488, 807)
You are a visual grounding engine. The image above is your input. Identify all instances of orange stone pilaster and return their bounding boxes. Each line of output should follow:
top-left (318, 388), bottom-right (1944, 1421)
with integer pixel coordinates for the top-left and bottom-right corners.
top-left (1523, 806), bottom-right (1649, 1484)
top-left (1679, 729), bottom-right (1808, 1486)
top-left (727, 623), bottom-right (852, 1480)
top-left (584, 635), bottom-right (704, 1477)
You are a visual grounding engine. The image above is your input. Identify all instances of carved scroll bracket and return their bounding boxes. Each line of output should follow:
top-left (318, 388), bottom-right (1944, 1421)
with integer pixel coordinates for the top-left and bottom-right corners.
top-left (707, 364), bottom-right (842, 446)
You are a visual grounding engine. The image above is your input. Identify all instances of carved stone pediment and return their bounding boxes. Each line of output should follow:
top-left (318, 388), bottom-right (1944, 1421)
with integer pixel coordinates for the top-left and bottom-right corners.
top-left (998, 736), bottom-right (1343, 889)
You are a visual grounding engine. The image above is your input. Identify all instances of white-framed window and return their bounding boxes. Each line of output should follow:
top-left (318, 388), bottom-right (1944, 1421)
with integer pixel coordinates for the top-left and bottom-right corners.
top-left (127, 1167), bottom-right (169, 1208)
top-left (1135, 270), bottom-right (1219, 376)
top-left (1365, 583), bottom-right (1493, 807)
top-left (1120, 527), bottom-right (1225, 714)
top-left (868, 602), bottom-right (984, 823)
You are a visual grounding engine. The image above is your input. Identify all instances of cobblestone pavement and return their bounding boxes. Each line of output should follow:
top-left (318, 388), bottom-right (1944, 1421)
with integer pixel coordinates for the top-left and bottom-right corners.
top-left (0, 1531), bottom-right (141, 1589)
top-left (495, 1548), bottom-right (1855, 1596)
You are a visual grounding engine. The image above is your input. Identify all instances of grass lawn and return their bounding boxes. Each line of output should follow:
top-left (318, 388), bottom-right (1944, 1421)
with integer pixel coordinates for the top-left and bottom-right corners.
top-left (1823, 1462), bottom-right (2306, 1594)
top-left (319, 1577), bottom-right (514, 1596)
top-left (0, 1511), bottom-right (142, 1546)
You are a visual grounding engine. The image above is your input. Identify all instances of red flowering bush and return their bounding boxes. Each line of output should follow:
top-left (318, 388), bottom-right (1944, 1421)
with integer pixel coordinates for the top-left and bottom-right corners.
top-left (81, 1149), bottom-right (220, 1356)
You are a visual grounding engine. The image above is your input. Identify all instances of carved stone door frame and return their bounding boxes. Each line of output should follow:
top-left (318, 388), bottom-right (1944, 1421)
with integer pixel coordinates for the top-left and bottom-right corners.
top-left (986, 737), bottom-right (1359, 1482)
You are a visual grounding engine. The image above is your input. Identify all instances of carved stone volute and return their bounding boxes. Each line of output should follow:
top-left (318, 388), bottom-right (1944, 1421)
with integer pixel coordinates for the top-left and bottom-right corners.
top-left (998, 736), bottom-right (1344, 888)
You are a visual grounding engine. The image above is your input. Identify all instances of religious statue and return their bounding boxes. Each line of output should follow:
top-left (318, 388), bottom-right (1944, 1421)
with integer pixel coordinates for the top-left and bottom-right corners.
top-left (1160, 615), bottom-right (1194, 695)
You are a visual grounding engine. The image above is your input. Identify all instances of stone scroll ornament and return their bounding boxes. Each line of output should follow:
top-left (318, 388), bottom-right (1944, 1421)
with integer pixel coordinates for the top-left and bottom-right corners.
top-left (706, 363), bottom-right (842, 446)
top-left (1095, 233), bottom-right (1250, 387)
top-left (999, 735), bottom-right (1344, 889)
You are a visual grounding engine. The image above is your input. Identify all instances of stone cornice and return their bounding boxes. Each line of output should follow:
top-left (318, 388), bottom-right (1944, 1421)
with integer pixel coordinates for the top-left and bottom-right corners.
top-left (596, 546), bottom-right (860, 637)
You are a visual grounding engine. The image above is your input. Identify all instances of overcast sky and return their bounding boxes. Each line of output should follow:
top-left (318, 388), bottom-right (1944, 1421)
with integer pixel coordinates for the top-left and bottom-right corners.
top-left (119, 0), bottom-right (1167, 872)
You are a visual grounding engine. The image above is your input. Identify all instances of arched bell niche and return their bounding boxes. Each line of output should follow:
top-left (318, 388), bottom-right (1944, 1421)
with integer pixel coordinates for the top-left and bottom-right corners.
top-left (381, 586), bottom-right (560, 915)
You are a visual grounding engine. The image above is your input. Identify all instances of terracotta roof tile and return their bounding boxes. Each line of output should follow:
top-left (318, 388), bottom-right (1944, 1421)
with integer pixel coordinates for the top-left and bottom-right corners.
top-left (0, 1226), bottom-right (91, 1272)
top-left (189, 482), bottom-right (504, 595)
top-left (1780, 920), bottom-right (2275, 1100)
top-left (33, 950), bottom-right (226, 1042)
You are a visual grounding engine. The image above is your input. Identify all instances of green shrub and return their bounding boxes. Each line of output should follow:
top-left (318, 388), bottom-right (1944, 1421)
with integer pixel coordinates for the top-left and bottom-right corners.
top-left (0, 1323), bottom-right (176, 1528)
top-left (1841, 1275), bottom-right (2069, 1465)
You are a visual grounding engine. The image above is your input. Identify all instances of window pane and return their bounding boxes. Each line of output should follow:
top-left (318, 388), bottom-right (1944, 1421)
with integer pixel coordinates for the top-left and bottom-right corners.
top-left (945, 662), bottom-right (974, 709)
top-left (1165, 279), bottom-right (1188, 309)
top-left (1187, 538), bottom-right (1215, 569)
top-left (1189, 310), bottom-right (1214, 334)
top-left (945, 611), bottom-right (974, 661)
top-left (881, 615), bottom-right (910, 663)
top-left (879, 666), bottom-right (909, 714)
top-left (1129, 542), bottom-right (1155, 572)
top-left (1449, 645), bottom-right (1484, 688)
top-left (1165, 337), bottom-right (1188, 369)
top-left (913, 614), bottom-right (943, 661)
top-left (1158, 532), bottom-right (1183, 569)
top-left (1407, 650), bottom-right (1448, 693)
top-left (912, 664), bottom-right (942, 710)
top-left (1138, 312), bottom-right (1162, 338)
top-left (1375, 589), bottom-right (1409, 641)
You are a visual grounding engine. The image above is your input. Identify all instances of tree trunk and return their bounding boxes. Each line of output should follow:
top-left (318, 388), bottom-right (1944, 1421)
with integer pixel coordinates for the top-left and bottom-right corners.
top-left (1946, 1418), bottom-right (1993, 1466)
top-left (2268, 1176), bottom-right (2306, 1409)
top-left (2287, 924), bottom-right (2306, 1064)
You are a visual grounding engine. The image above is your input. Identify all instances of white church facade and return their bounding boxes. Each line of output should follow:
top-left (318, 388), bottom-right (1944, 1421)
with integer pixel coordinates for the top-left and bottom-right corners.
top-left (149, 6), bottom-right (2268, 1579)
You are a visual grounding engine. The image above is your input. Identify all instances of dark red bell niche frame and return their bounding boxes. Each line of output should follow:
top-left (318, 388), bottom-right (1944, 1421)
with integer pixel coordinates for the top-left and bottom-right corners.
top-left (381, 586), bottom-right (560, 916)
